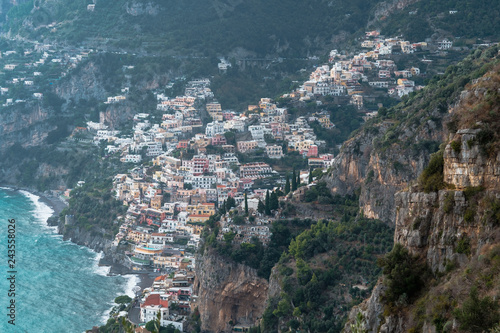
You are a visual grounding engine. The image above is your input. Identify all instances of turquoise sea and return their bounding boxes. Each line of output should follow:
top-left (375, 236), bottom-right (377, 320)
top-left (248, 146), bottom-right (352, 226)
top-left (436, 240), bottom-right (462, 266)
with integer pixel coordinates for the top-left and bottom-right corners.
top-left (0, 188), bottom-right (138, 333)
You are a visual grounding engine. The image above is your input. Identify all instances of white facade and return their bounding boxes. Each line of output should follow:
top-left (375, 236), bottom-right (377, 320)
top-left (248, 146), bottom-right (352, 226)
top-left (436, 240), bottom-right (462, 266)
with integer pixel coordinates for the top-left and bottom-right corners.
top-left (205, 121), bottom-right (225, 137)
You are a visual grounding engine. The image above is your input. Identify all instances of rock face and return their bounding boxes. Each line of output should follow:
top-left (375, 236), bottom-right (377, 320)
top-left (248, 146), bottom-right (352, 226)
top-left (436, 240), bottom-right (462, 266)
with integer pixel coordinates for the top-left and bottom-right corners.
top-left (194, 248), bottom-right (269, 332)
top-left (100, 102), bottom-right (136, 129)
top-left (0, 102), bottom-right (53, 150)
top-left (342, 57), bottom-right (500, 333)
top-left (343, 133), bottom-right (500, 332)
top-left (55, 61), bottom-right (108, 103)
top-left (444, 129), bottom-right (500, 189)
top-left (60, 220), bottom-right (128, 269)
top-left (325, 114), bottom-right (443, 224)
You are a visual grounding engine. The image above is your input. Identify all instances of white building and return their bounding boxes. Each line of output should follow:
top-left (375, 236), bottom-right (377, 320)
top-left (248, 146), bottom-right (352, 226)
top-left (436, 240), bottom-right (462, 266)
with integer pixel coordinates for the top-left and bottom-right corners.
top-left (121, 155), bottom-right (142, 163)
top-left (205, 121), bottom-right (225, 138)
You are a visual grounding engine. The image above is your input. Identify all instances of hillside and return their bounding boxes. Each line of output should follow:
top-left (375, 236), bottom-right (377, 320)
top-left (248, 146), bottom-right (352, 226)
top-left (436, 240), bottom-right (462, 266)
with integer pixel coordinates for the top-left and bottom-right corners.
top-left (4, 0), bottom-right (384, 57)
top-left (343, 49), bottom-right (500, 332)
top-left (192, 45), bottom-right (500, 333)
top-left (3, 0), bottom-right (500, 58)
top-left (325, 45), bottom-right (500, 224)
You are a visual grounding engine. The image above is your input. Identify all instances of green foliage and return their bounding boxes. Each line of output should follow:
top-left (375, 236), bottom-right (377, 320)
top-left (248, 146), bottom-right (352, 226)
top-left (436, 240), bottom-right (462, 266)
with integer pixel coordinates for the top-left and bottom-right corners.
top-left (419, 150), bottom-right (445, 193)
top-left (443, 192), bottom-right (455, 214)
top-left (63, 180), bottom-right (127, 236)
top-left (382, 1), bottom-right (500, 43)
top-left (484, 197), bottom-right (500, 225)
top-left (456, 236), bottom-right (471, 255)
top-left (378, 244), bottom-right (426, 305)
top-left (464, 208), bottom-right (476, 223)
top-left (233, 215), bottom-right (245, 225)
top-left (450, 140), bottom-right (461, 154)
top-left (9, 0), bottom-right (384, 57)
top-left (289, 218), bottom-right (393, 261)
top-left (350, 312), bottom-right (368, 333)
top-left (463, 186), bottom-right (485, 201)
top-left (365, 170), bottom-right (375, 184)
top-left (114, 295), bottom-right (132, 304)
top-left (454, 287), bottom-right (500, 333)
top-left (304, 182), bottom-right (333, 203)
top-left (265, 213), bottom-right (392, 332)
top-left (284, 175), bottom-right (290, 194)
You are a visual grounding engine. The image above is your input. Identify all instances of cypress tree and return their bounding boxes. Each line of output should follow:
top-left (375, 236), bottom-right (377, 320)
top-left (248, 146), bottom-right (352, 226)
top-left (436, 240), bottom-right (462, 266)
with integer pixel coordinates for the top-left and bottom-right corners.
top-left (220, 200), bottom-right (226, 214)
top-left (309, 167), bottom-right (313, 184)
top-left (244, 192), bottom-right (248, 215)
top-left (292, 168), bottom-right (297, 191)
top-left (265, 190), bottom-right (271, 215)
top-left (297, 171), bottom-right (301, 188)
top-left (257, 200), bottom-right (265, 214)
top-left (270, 191), bottom-right (279, 211)
top-left (285, 174), bottom-right (290, 194)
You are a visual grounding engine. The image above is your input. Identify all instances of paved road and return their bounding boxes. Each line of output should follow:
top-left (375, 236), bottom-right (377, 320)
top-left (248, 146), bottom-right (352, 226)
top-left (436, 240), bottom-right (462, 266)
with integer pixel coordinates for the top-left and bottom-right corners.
top-left (128, 300), bottom-right (141, 324)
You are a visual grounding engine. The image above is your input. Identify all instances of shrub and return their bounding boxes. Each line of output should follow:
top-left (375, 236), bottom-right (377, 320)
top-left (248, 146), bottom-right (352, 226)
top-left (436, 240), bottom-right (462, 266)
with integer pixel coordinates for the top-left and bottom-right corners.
top-left (484, 197), bottom-right (500, 225)
top-left (456, 236), bottom-right (471, 255)
top-left (450, 140), bottom-right (461, 154)
top-left (114, 295), bottom-right (132, 304)
top-left (464, 208), bottom-right (476, 223)
top-left (365, 170), bottom-right (375, 184)
top-left (443, 192), bottom-right (454, 214)
top-left (453, 287), bottom-right (500, 332)
top-left (378, 244), bottom-right (426, 304)
top-left (463, 186), bottom-right (484, 201)
top-left (419, 150), bottom-right (445, 193)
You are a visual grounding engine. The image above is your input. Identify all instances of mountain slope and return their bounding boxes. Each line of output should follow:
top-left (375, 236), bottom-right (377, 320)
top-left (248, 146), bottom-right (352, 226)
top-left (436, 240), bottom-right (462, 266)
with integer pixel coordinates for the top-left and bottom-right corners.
top-left (343, 45), bottom-right (500, 333)
top-left (5, 0), bottom-right (384, 56)
top-left (325, 45), bottom-right (499, 224)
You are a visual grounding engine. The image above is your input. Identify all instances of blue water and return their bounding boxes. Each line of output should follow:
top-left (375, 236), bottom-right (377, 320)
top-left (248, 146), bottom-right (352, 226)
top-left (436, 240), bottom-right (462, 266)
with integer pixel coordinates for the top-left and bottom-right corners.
top-left (0, 188), bottom-right (138, 333)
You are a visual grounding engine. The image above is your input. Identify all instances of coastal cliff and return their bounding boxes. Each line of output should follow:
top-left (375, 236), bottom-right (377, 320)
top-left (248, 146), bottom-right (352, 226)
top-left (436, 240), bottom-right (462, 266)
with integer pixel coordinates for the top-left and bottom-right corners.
top-left (325, 48), bottom-right (499, 224)
top-left (343, 53), bottom-right (500, 333)
top-left (194, 248), bottom-right (269, 332)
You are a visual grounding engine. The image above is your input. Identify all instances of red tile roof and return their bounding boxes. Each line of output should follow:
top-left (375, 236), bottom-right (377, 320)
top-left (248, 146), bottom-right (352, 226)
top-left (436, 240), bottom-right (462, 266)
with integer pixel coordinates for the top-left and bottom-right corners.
top-left (142, 294), bottom-right (169, 308)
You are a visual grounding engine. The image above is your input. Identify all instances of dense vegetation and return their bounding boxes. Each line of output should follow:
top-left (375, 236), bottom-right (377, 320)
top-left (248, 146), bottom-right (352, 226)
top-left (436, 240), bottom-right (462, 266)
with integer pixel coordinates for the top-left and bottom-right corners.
top-left (262, 217), bottom-right (393, 332)
top-left (61, 179), bottom-right (127, 237)
top-left (7, 0), bottom-right (384, 57)
top-left (378, 0), bottom-right (500, 42)
top-left (200, 185), bottom-right (394, 333)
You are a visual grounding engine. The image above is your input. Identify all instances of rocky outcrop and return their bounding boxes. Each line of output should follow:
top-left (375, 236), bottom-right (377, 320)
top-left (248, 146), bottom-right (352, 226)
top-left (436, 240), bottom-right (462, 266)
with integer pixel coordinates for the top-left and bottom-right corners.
top-left (100, 101), bottom-right (136, 129)
top-left (343, 132), bottom-right (500, 332)
top-left (342, 58), bottom-right (500, 332)
top-left (55, 61), bottom-right (108, 103)
top-left (194, 248), bottom-right (269, 332)
top-left (444, 129), bottom-right (500, 189)
top-left (61, 222), bottom-right (113, 253)
top-left (368, 0), bottom-right (421, 27)
top-left (345, 281), bottom-right (386, 333)
top-left (326, 114), bottom-right (443, 224)
top-left (125, 1), bottom-right (160, 16)
top-left (0, 102), bottom-right (53, 150)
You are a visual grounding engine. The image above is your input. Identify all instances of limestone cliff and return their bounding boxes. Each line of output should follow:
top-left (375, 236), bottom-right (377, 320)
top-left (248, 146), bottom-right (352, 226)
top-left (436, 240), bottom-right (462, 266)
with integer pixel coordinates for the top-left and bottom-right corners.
top-left (194, 248), bottom-right (269, 332)
top-left (0, 102), bottom-right (53, 150)
top-left (325, 94), bottom-right (444, 224)
top-left (325, 48), bottom-right (499, 224)
top-left (343, 51), bottom-right (500, 333)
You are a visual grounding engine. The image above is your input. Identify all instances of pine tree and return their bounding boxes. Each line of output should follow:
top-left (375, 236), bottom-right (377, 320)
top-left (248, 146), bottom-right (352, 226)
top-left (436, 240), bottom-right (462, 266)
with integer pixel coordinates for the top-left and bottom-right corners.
top-left (309, 167), bottom-right (313, 184)
top-left (265, 190), bottom-right (271, 215)
top-left (292, 168), bottom-right (297, 191)
top-left (244, 192), bottom-right (248, 215)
